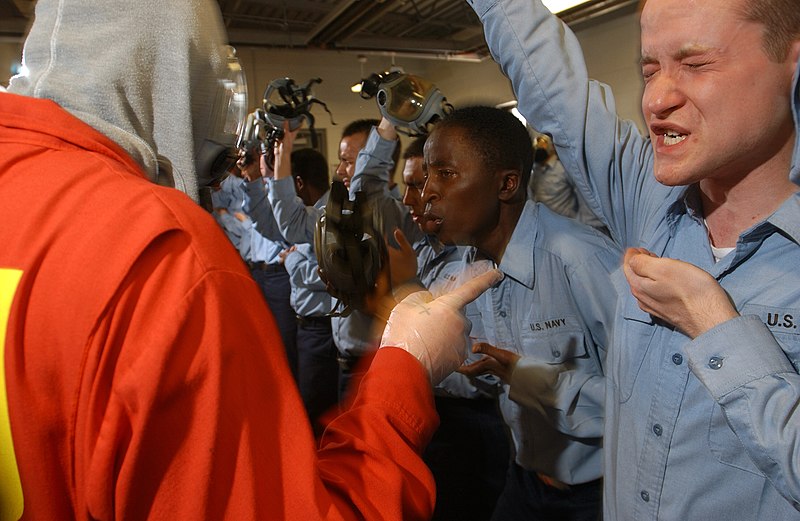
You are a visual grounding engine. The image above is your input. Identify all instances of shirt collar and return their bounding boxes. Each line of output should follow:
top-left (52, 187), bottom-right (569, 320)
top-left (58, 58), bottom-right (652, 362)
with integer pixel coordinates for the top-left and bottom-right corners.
top-left (665, 184), bottom-right (800, 245)
top-left (665, 185), bottom-right (699, 233)
top-left (497, 200), bottom-right (537, 289)
top-left (768, 192), bottom-right (800, 245)
top-left (315, 189), bottom-right (330, 209)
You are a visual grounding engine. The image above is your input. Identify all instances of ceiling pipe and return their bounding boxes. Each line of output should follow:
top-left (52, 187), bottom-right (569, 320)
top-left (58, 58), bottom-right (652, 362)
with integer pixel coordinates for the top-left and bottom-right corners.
top-left (303, 0), bottom-right (360, 44)
top-left (337, 0), bottom-right (403, 44)
top-left (340, 48), bottom-right (487, 63)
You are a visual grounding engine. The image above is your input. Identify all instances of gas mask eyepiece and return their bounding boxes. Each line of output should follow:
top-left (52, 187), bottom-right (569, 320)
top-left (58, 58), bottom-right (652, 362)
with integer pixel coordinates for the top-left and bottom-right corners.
top-left (197, 45), bottom-right (249, 190)
top-left (358, 71), bottom-right (452, 136)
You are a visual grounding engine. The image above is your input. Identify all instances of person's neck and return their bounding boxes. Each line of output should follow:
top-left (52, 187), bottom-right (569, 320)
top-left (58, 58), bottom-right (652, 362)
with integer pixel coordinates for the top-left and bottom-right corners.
top-left (475, 201), bottom-right (526, 264)
top-left (700, 159), bottom-right (798, 248)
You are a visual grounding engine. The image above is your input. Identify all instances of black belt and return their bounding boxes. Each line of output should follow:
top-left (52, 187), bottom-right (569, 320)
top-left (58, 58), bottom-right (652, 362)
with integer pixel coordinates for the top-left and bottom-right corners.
top-left (246, 261), bottom-right (286, 273)
top-left (296, 314), bottom-right (331, 328)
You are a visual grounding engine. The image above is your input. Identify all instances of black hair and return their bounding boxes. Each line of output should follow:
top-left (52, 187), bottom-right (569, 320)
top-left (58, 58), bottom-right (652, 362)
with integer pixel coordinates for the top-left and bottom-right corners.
top-left (403, 135), bottom-right (427, 160)
top-left (291, 148), bottom-right (330, 193)
top-left (342, 119), bottom-right (380, 139)
top-left (435, 106), bottom-right (533, 188)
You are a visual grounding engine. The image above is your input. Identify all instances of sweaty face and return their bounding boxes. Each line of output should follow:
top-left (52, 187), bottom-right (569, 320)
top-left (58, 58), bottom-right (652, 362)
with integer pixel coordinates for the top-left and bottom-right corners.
top-left (640, 0), bottom-right (798, 187)
top-left (335, 132), bottom-right (368, 189)
top-left (421, 126), bottom-right (501, 246)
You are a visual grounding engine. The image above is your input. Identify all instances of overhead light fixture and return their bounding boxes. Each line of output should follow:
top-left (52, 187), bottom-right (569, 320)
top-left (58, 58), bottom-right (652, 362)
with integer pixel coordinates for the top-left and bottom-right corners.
top-left (351, 55), bottom-right (368, 93)
top-left (543, 0), bottom-right (592, 13)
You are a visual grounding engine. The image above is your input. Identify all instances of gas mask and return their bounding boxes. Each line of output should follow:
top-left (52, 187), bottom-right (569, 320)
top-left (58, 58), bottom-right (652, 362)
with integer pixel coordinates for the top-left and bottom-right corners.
top-left (237, 77), bottom-right (336, 170)
top-left (359, 71), bottom-right (452, 136)
top-left (196, 45), bottom-right (249, 191)
top-left (314, 180), bottom-right (387, 317)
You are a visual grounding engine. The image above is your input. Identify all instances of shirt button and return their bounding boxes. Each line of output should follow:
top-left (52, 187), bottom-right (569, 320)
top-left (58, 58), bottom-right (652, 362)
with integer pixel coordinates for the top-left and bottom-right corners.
top-left (671, 353), bottom-right (683, 365)
top-left (641, 490), bottom-right (650, 502)
top-left (499, 311), bottom-right (507, 318)
top-left (653, 424), bottom-right (663, 436)
top-left (708, 357), bottom-right (724, 370)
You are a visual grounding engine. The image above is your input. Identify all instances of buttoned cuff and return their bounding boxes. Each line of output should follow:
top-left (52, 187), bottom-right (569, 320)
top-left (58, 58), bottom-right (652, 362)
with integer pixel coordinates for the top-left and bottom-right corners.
top-left (686, 314), bottom-right (795, 399)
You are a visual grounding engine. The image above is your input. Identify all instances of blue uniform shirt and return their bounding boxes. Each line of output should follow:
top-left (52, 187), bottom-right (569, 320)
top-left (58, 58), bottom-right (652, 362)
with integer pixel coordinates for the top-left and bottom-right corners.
top-left (468, 200), bottom-right (619, 484)
top-left (214, 176), bottom-right (283, 264)
top-left (470, 0), bottom-right (800, 517)
top-left (282, 191), bottom-right (334, 318)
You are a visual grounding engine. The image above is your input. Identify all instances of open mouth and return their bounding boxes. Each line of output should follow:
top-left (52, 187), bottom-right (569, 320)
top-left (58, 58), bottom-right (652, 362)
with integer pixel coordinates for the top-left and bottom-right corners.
top-left (663, 131), bottom-right (687, 146)
top-left (423, 202), bottom-right (444, 226)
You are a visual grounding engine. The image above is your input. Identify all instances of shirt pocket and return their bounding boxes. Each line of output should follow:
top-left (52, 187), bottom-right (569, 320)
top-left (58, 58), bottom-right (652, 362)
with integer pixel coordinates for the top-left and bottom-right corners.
top-left (518, 318), bottom-right (587, 364)
top-left (707, 403), bottom-right (763, 476)
top-left (612, 296), bottom-right (658, 403)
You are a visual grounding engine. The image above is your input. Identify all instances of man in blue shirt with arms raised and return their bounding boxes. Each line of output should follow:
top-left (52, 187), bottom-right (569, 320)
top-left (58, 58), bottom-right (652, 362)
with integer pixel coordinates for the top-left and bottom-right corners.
top-left (468, 0), bottom-right (800, 518)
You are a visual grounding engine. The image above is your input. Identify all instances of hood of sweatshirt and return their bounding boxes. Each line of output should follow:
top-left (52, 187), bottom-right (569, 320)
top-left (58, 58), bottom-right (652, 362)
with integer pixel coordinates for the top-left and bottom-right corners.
top-left (7, 0), bottom-right (242, 201)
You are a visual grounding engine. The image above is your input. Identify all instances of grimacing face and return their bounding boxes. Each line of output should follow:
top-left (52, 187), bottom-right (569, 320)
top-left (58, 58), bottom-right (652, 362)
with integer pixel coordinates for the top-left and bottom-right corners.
top-left (421, 126), bottom-right (502, 245)
top-left (640, 0), bottom-right (798, 188)
top-left (335, 131), bottom-right (368, 189)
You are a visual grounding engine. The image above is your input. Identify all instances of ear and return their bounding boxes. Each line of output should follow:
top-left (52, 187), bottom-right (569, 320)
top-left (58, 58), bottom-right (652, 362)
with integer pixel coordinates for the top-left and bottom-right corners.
top-left (790, 39), bottom-right (800, 76)
top-left (497, 170), bottom-right (522, 202)
top-left (294, 176), bottom-right (305, 192)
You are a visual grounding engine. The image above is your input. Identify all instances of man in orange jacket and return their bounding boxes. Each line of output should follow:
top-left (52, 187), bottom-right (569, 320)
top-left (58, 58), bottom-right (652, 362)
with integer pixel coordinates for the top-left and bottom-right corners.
top-left (0, 0), bottom-right (501, 519)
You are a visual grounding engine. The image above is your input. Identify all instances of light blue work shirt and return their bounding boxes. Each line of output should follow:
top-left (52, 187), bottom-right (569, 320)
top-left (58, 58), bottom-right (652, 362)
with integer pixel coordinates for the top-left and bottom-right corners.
top-left (531, 156), bottom-right (604, 230)
top-left (470, 0), bottom-right (800, 517)
top-left (284, 242), bottom-right (334, 317)
top-left (467, 200), bottom-right (619, 484)
top-left (241, 176), bottom-right (288, 244)
top-left (282, 191), bottom-right (335, 318)
top-left (266, 175), bottom-right (322, 245)
top-left (214, 176), bottom-right (283, 264)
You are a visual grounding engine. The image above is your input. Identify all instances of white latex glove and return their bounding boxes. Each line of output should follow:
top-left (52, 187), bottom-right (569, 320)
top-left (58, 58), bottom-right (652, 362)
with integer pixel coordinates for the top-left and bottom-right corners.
top-left (428, 258), bottom-right (496, 298)
top-left (380, 267), bottom-right (503, 385)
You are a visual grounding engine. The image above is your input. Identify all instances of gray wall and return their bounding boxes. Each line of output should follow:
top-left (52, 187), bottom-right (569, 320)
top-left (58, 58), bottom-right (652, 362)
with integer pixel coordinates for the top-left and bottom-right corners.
top-left (1, 10), bottom-right (643, 172)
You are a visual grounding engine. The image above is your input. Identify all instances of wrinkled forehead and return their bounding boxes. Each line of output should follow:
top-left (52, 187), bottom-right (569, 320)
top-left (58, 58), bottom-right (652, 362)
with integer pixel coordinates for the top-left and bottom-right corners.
top-left (638, 0), bottom-right (749, 57)
top-left (639, 0), bottom-right (744, 27)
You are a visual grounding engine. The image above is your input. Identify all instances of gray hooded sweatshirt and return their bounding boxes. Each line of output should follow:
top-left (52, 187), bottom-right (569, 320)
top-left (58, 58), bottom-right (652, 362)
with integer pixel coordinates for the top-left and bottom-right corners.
top-left (7, 0), bottom-right (233, 201)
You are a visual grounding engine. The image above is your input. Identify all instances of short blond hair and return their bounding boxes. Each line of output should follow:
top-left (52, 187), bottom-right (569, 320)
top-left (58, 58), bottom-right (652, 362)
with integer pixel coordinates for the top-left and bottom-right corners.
top-left (638, 0), bottom-right (800, 62)
top-left (739, 0), bottom-right (800, 62)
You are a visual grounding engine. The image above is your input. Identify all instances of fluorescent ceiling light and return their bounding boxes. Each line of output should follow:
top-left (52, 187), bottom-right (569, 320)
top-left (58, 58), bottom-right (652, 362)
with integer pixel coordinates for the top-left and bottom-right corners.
top-left (542, 0), bottom-right (592, 13)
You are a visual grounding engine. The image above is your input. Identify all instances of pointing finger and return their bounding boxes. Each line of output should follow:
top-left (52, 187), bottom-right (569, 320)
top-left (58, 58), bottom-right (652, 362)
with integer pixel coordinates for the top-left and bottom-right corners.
top-left (436, 269), bottom-right (503, 310)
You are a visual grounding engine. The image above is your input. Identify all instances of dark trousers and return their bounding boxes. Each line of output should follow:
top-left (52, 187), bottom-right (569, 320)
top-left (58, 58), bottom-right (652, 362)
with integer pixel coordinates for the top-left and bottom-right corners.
top-left (296, 315), bottom-right (339, 435)
top-left (250, 266), bottom-right (298, 380)
top-left (490, 462), bottom-right (602, 521)
top-left (424, 396), bottom-right (510, 521)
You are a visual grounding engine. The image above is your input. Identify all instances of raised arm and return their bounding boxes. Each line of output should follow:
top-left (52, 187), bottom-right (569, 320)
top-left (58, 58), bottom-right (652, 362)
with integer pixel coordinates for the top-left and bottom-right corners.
top-left (467, 0), bottom-right (673, 247)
